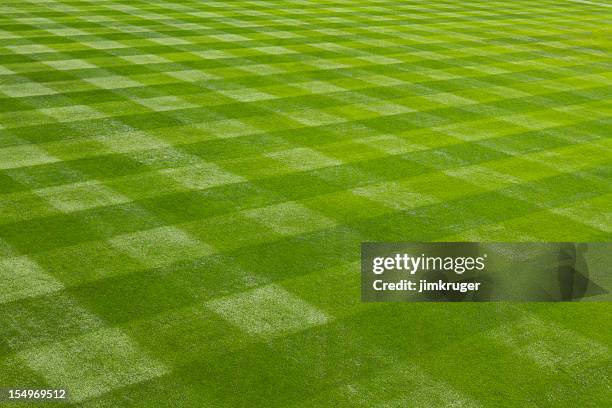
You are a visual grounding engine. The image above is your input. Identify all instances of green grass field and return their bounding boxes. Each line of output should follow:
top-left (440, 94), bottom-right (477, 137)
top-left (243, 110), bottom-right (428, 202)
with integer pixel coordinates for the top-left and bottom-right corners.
top-left (0, 0), bottom-right (610, 406)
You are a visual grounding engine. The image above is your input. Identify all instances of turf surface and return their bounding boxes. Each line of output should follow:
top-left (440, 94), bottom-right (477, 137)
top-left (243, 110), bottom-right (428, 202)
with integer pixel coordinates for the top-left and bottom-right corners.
top-left (0, 0), bottom-right (610, 406)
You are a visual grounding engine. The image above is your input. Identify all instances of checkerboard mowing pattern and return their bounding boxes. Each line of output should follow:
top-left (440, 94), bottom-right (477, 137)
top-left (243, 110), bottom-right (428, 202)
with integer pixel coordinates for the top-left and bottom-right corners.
top-left (0, 0), bottom-right (610, 406)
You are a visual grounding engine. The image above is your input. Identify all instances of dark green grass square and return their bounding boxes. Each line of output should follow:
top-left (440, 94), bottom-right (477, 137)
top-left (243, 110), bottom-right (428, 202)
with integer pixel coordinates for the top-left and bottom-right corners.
top-left (0, 173), bottom-right (25, 194)
top-left (502, 211), bottom-right (611, 241)
top-left (0, 192), bottom-right (59, 225)
top-left (220, 155), bottom-right (296, 178)
top-left (141, 184), bottom-right (283, 224)
top-left (71, 255), bottom-right (261, 324)
top-left (0, 214), bottom-right (100, 253)
top-left (183, 214), bottom-right (281, 251)
top-left (81, 202), bottom-right (166, 237)
top-left (231, 226), bottom-right (363, 280)
top-left (127, 306), bottom-right (251, 366)
top-left (351, 156), bottom-right (430, 181)
top-left (252, 172), bottom-right (339, 200)
top-left (72, 154), bottom-right (149, 179)
top-left (303, 191), bottom-right (391, 223)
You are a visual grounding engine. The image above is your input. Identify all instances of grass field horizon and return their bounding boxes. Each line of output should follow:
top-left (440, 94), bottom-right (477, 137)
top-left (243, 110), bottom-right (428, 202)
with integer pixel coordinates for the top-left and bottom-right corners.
top-left (0, 0), bottom-right (610, 406)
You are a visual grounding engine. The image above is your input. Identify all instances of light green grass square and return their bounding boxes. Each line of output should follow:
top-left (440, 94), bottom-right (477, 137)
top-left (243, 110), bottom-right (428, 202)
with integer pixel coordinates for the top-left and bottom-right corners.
top-left (194, 50), bottom-right (232, 59)
top-left (0, 256), bottom-right (63, 304)
top-left (109, 226), bottom-right (214, 267)
top-left (551, 195), bottom-right (611, 233)
top-left (122, 54), bottom-right (170, 65)
top-left (489, 315), bottom-right (608, 371)
top-left (160, 163), bottom-right (245, 190)
top-left (205, 284), bottom-right (330, 338)
top-left (18, 328), bottom-right (168, 402)
top-left (353, 181), bottom-right (439, 211)
top-left (136, 96), bottom-right (198, 112)
top-left (168, 69), bottom-right (217, 81)
top-left (0, 144), bottom-right (59, 170)
top-left (86, 75), bottom-right (142, 90)
top-left (150, 37), bottom-right (190, 46)
top-left (82, 40), bottom-right (127, 50)
top-left (196, 118), bottom-right (260, 139)
top-left (220, 88), bottom-right (277, 102)
top-left (211, 33), bottom-right (249, 42)
top-left (445, 165), bottom-right (521, 191)
top-left (0, 66), bottom-right (14, 75)
top-left (255, 46), bottom-right (297, 55)
top-left (265, 147), bottom-right (342, 171)
top-left (7, 44), bottom-right (55, 54)
top-left (94, 131), bottom-right (170, 153)
top-left (287, 109), bottom-right (345, 126)
top-left (40, 105), bottom-right (106, 122)
top-left (0, 82), bottom-right (57, 97)
top-left (239, 64), bottom-right (287, 75)
top-left (358, 135), bottom-right (425, 155)
top-left (295, 81), bottom-right (345, 94)
top-left (44, 59), bottom-right (96, 71)
top-left (36, 181), bottom-right (130, 212)
top-left (243, 201), bottom-right (336, 235)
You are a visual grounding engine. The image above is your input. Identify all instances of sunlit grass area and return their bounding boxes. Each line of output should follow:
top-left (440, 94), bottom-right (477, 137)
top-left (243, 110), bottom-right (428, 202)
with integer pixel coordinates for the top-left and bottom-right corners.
top-left (0, 0), bottom-right (610, 406)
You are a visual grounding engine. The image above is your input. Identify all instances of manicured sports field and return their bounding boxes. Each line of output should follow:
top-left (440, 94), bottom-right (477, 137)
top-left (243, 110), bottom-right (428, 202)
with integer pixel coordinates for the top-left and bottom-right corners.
top-left (0, 0), bottom-right (610, 406)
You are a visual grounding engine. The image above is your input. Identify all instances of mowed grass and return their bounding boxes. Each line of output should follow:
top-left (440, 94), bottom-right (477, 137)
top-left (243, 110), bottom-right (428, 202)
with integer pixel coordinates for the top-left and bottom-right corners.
top-left (0, 0), bottom-right (610, 406)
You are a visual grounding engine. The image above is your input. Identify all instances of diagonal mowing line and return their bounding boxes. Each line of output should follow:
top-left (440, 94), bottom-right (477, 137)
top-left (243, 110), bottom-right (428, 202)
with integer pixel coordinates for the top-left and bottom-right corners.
top-left (0, 78), bottom-right (604, 149)
top-left (1, 118), bottom-right (608, 250)
top-left (1, 65), bottom-right (606, 132)
top-left (0, 7), bottom-right (238, 400)
top-left (0, 27), bottom-right (604, 113)
top-left (6, 156), bottom-right (609, 309)
top-left (567, 0), bottom-right (612, 8)
top-left (0, 15), bottom-right (213, 408)
top-left (0, 114), bottom-right (608, 236)
top-left (1, 95), bottom-right (607, 200)
top-left (1, 0), bottom-right (608, 402)
top-left (1, 0), bottom-right (608, 111)
top-left (0, 126), bottom-right (604, 306)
